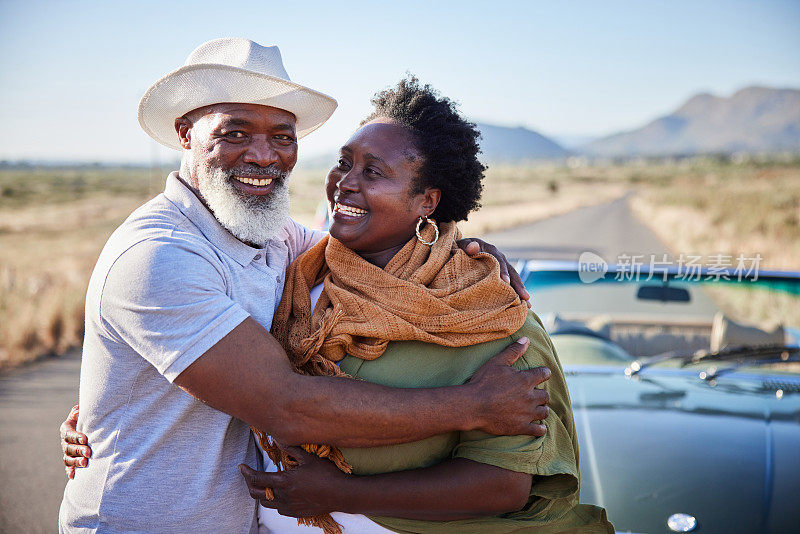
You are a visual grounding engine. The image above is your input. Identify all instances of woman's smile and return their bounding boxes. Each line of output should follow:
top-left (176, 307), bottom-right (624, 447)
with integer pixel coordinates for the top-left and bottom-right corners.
top-left (332, 201), bottom-right (368, 219)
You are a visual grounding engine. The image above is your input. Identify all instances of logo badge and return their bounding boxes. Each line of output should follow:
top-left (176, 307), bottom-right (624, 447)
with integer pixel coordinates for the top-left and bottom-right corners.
top-left (578, 251), bottom-right (608, 284)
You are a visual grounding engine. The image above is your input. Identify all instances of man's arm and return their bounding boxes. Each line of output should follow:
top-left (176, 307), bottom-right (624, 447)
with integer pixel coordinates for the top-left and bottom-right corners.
top-left (60, 332), bottom-right (548, 468)
top-left (174, 318), bottom-right (549, 447)
top-left (60, 332), bottom-right (549, 469)
top-left (240, 448), bottom-right (531, 520)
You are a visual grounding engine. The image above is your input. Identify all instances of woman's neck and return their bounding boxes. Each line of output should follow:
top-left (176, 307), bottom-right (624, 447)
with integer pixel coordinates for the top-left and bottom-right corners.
top-left (357, 242), bottom-right (408, 269)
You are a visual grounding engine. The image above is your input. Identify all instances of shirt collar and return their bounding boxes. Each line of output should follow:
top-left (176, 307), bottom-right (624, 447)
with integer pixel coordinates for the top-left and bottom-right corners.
top-left (163, 172), bottom-right (289, 267)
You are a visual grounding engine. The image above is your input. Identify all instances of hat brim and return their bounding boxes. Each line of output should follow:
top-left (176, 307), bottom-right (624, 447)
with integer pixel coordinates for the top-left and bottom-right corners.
top-left (138, 63), bottom-right (338, 150)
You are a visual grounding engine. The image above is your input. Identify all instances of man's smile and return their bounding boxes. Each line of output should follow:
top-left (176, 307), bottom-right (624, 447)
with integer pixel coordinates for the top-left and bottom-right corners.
top-left (230, 173), bottom-right (279, 196)
top-left (233, 175), bottom-right (273, 187)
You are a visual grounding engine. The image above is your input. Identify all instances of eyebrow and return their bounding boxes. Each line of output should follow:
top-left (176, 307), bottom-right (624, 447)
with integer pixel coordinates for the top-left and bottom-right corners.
top-left (365, 153), bottom-right (388, 165)
top-left (272, 123), bottom-right (296, 131)
top-left (340, 146), bottom-right (388, 166)
top-left (221, 118), bottom-right (253, 127)
top-left (218, 119), bottom-right (295, 132)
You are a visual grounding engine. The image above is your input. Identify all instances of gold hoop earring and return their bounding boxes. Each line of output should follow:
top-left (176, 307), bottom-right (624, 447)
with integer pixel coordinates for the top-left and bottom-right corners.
top-left (415, 216), bottom-right (439, 246)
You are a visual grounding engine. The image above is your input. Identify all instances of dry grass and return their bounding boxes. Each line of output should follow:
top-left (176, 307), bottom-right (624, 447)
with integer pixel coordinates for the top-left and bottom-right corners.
top-left (625, 159), bottom-right (800, 329)
top-left (629, 162), bottom-right (800, 270)
top-left (0, 174), bottom-right (162, 368)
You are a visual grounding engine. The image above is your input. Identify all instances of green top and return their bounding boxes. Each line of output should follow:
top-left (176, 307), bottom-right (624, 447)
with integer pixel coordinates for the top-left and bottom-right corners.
top-left (337, 311), bottom-right (613, 533)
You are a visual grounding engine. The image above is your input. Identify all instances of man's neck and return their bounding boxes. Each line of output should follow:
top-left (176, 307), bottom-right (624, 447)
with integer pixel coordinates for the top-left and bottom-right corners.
top-left (176, 173), bottom-right (207, 208)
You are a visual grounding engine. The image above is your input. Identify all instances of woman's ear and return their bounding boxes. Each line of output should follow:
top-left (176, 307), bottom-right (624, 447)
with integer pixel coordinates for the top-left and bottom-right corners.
top-left (174, 117), bottom-right (192, 150)
top-left (420, 188), bottom-right (441, 218)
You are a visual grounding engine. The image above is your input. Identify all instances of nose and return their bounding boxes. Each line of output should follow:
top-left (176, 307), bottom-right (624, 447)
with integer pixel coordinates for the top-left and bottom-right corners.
top-left (336, 168), bottom-right (360, 193)
top-left (242, 134), bottom-right (278, 167)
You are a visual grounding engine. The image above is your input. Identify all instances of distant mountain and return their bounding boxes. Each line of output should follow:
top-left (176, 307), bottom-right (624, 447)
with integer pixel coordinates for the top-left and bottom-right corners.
top-left (551, 134), bottom-right (600, 151)
top-left (475, 123), bottom-right (570, 161)
top-left (584, 86), bottom-right (800, 157)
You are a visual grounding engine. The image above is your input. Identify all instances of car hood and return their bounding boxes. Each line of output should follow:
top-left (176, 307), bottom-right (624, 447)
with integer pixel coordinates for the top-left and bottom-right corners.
top-left (566, 368), bottom-right (800, 533)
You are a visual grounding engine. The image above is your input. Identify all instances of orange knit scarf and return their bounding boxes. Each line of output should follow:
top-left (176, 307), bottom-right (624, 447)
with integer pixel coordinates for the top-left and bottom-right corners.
top-left (254, 222), bottom-right (527, 533)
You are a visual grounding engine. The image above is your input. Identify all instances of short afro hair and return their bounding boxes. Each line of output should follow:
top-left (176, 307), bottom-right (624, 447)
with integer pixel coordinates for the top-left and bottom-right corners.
top-left (361, 76), bottom-right (485, 223)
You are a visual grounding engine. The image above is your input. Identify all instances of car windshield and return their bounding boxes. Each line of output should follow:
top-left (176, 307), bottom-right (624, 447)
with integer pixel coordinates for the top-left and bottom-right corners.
top-left (521, 262), bottom-right (800, 377)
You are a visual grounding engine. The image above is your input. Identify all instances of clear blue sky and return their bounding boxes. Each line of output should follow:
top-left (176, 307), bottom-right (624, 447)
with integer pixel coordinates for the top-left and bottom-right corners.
top-left (1, 0), bottom-right (798, 163)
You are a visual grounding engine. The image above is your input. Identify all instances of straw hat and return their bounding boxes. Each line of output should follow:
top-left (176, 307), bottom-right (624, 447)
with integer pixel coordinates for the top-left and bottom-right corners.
top-left (138, 38), bottom-right (337, 149)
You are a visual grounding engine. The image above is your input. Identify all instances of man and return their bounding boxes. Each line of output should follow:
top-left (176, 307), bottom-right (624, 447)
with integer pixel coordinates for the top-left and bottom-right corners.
top-left (59, 38), bottom-right (549, 533)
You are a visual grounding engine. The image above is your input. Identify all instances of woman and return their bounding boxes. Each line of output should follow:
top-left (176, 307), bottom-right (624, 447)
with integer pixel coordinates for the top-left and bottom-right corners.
top-left (245, 77), bottom-right (612, 534)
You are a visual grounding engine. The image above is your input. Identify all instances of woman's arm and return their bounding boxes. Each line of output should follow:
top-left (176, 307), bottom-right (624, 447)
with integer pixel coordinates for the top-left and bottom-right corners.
top-left (240, 447), bottom-right (532, 521)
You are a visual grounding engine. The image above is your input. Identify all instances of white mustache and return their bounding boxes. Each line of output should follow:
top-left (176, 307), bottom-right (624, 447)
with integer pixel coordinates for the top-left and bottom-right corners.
top-left (228, 166), bottom-right (288, 180)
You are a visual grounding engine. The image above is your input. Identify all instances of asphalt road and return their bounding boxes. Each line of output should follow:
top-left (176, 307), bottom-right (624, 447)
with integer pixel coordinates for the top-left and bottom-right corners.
top-left (0, 196), bottom-right (683, 532)
top-left (483, 194), bottom-right (671, 262)
top-left (0, 349), bottom-right (80, 533)
top-left (483, 194), bottom-right (720, 319)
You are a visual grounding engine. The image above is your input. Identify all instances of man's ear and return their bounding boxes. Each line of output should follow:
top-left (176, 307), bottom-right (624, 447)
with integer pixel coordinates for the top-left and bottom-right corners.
top-left (419, 188), bottom-right (441, 218)
top-left (175, 117), bottom-right (192, 149)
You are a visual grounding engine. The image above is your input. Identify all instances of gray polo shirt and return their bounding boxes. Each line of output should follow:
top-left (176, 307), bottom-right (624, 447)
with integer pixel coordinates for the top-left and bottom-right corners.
top-left (59, 172), bottom-right (322, 533)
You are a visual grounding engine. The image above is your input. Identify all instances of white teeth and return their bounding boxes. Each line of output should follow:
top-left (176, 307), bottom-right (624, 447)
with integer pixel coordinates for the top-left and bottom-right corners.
top-left (335, 203), bottom-right (367, 217)
top-left (234, 176), bottom-right (273, 187)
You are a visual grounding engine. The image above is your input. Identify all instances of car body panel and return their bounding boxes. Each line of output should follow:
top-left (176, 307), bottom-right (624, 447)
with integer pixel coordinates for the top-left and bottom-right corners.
top-left (561, 360), bottom-right (800, 533)
top-left (520, 262), bottom-right (800, 533)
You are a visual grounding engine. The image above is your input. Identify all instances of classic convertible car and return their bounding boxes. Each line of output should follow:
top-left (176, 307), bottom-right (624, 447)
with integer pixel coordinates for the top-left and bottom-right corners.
top-left (519, 260), bottom-right (800, 534)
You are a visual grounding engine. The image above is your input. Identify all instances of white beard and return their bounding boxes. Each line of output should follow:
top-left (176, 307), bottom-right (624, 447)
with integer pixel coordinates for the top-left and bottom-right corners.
top-left (196, 163), bottom-right (290, 247)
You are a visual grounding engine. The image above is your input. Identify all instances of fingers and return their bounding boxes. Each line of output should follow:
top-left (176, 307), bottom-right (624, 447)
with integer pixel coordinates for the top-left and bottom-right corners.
top-left (491, 246), bottom-right (511, 284)
top-left (64, 430), bottom-right (88, 445)
top-left (64, 452), bottom-right (87, 468)
top-left (532, 386), bottom-right (550, 406)
top-left (239, 464), bottom-right (280, 485)
top-left (62, 431), bottom-right (89, 450)
top-left (61, 430), bottom-right (92, 458)
top-left (239, 464), bottom-right (282, 502)
top-left (283, 445), bottom-right (313, 464)
top-left (59, 405), bottom-right (80, 440)
top-left (488, 337), bottom-right (530, 366)
top-left (463, 240), bottom-right (481, 256)
top-left (527, 423), bottom-right (547, 437)
top-left (454, 238), bottom-right (480, 255)
top-left (239, 464), bottom-right (272, 502)
top-left (62, 418), bottom-right (91, 469)
top-left (507, 263), bottom-right (531, 306)
top-left (60, 405), bottom-right (87, 448)
top-left (63, 441), bottom-right (91, 459)
top-left (532, 404), bottom-right (550, 421)
top-left (524, 366), bottom-right (552, 387)
top-left (521, 387), bottom-right (550, 437)
top-left (61, 427), bottom-right (91, 472)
